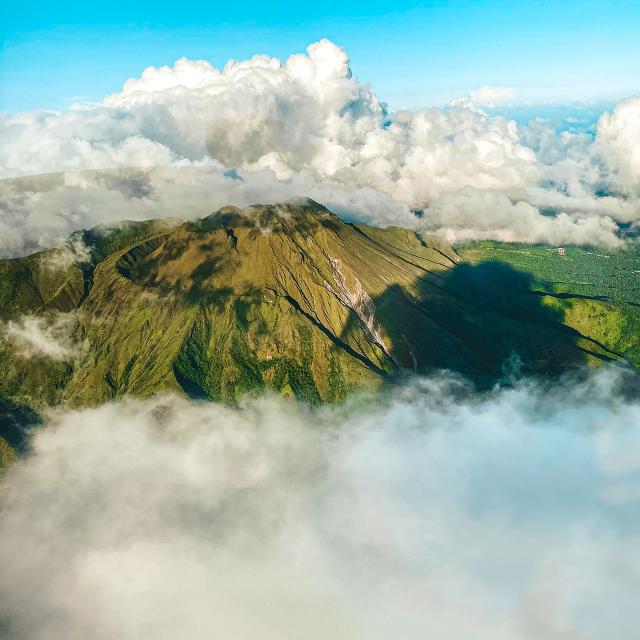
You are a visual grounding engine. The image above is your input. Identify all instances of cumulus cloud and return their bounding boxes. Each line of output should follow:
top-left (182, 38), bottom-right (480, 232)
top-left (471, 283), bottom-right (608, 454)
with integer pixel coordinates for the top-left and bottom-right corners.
top-left (0, 369), bottom-right (638, 639)
top-left (597, 96), bottom-right (640, 196)
top-left (0, 40), bottom-right (536, 204)
top-left (0, 39), bottom-right (638, 252)
top-left (2, 313), bottom-right (79, 361)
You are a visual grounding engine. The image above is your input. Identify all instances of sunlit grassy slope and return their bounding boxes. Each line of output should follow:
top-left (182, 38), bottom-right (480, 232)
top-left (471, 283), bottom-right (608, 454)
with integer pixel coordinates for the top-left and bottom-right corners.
top-left (1, 200), bottom-right (638, 459)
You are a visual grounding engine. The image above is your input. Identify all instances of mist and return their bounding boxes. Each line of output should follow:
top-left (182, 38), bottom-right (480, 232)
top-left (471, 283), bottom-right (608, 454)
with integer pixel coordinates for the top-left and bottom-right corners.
top-left (0, 369), bottom-right (639, 639)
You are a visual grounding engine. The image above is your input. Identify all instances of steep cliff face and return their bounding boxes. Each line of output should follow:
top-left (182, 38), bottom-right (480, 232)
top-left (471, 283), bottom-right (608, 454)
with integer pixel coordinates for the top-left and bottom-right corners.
top-left (0, 199), bottom-right (634, 421)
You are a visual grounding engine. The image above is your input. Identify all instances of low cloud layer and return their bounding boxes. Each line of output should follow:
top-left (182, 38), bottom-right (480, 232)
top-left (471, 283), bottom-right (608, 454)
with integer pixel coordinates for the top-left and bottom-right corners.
top-left (0, 40), bottom-right (639, 255)
top-left (0, 369), bottom-right (639, 639)
top-left (0, 166), bottom-right (414, 257)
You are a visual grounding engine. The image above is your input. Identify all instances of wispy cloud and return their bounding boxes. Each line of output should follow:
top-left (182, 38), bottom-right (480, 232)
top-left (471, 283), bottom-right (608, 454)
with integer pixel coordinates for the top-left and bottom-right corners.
top-left (2, 313), bottom-right (80, 361)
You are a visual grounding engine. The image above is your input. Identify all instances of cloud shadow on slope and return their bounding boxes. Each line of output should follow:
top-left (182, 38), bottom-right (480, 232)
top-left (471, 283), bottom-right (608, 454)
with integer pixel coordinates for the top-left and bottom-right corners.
top-left (343, 259), bottom-right (625, 388)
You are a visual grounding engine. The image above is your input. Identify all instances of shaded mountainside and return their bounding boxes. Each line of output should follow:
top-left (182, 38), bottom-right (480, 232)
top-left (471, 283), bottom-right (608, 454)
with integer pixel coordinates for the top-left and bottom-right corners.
top-left (1, 198), bottom-right (639, 453)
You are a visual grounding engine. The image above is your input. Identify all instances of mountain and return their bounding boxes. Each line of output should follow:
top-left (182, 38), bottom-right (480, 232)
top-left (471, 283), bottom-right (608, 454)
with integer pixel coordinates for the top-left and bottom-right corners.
top-left (1, 198), bottom-right (639, 453)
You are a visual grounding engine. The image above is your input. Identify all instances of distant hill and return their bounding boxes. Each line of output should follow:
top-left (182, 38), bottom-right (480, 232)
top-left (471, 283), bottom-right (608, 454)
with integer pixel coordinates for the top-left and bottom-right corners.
top-left (1, 198), bottom-right (638, 456)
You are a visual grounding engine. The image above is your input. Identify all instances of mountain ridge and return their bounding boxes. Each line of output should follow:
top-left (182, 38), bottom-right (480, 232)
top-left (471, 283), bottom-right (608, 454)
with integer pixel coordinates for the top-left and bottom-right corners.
top-left (1, 198), bottom-right (638, 457)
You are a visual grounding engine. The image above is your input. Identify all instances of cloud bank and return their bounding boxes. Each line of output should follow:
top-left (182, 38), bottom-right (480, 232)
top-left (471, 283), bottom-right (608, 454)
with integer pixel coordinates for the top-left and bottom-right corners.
top-left (0, 39), bottom-right (639, 256)
top-left (0, 167), bottom-right (414, 257)
top-left (0, 369), bottom-right (639, 639)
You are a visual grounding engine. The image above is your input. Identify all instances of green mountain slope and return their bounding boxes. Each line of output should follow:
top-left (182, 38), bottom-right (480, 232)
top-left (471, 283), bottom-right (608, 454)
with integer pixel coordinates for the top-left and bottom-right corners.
top-left (457, 241), bottom-right (640, 368)
top-left (1, 199), bottom-right (638, 452)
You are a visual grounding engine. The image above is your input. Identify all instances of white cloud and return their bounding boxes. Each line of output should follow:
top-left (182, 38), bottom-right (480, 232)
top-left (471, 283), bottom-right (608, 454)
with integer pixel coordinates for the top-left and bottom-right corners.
top-left (0, 166), bottom-right (415, 257)
top-left (40, 238), bottom-right (92, 271)
top-left (2, 313), bottom-right (79, 361)
top-left (422, 187), bottom-right (622, 247)
top-left (596, 96), bottom-right (640, 196)
top-left (469, 86), bottom-right (517, 106)
top-left (0, 39), bottom-right (638, 252)
top-left (0, 41), bottom-right (536, 204)
top-left (0, 369), bottom-right (638, 639)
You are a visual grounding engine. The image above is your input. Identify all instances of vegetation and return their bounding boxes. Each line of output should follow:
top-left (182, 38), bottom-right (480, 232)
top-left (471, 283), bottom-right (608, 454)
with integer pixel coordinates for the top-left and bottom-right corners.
top-left (0, 202), bottom-right (638, 422)
top-left (457, 241), bottom-right (640, 366)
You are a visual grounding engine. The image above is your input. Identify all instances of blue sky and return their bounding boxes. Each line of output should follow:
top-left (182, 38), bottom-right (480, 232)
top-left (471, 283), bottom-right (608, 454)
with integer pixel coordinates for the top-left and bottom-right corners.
top-left (1, 0), bottom-right (639, 113)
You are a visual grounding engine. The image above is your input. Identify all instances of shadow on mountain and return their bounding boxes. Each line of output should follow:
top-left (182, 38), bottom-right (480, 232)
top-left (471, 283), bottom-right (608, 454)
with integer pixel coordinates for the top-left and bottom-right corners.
top-left (359, 260), bottom-right (621, 388)
top-left (0, 397), bottom-right (41, 455)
